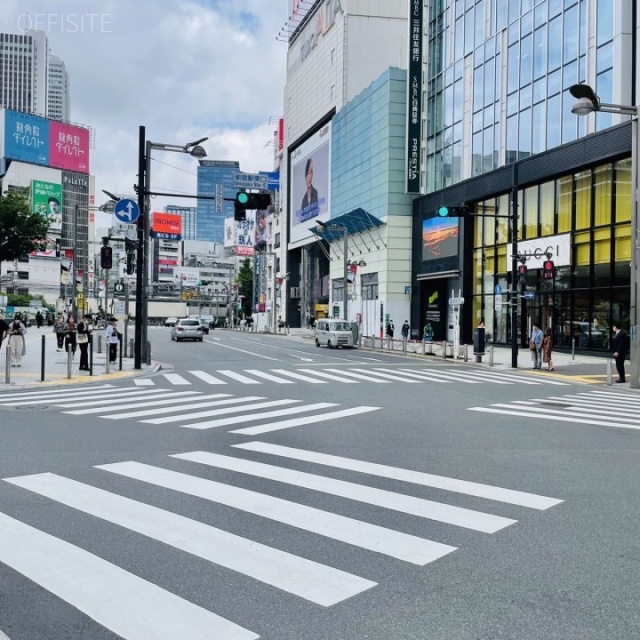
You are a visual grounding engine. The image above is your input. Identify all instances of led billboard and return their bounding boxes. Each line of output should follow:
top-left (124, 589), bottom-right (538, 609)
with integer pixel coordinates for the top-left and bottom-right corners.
top-left (422, 216), bottom-right (459, 262)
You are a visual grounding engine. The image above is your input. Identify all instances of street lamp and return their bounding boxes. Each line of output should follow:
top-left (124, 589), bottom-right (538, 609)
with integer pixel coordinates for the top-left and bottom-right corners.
top-left (569, 83), bottom-right (639, 388)
top-left (316, 220), bottom-right (349, 321)
top-left (135, 126), bottom-right (208, 369)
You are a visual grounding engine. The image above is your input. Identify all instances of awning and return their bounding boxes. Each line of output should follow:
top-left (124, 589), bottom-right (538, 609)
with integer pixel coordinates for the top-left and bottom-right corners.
top-left (309, 208), bottom-right (385, 243)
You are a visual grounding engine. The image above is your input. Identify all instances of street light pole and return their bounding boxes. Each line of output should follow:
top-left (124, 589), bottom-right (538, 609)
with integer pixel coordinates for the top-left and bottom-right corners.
top-left (343, 231), bottom-right (349, 322)
top-left (569, 84), bottom-right (639, 388)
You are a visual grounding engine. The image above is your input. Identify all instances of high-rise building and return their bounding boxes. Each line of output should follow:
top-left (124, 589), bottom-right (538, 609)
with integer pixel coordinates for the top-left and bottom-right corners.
top-left (196, 160), bottom-right (240, 243)
top-left (166, 205), bottom-right (197, 241)
top-left (47, 54), bottom-right (70, 121)
top-left (0, 30), bottom-right (48, 116)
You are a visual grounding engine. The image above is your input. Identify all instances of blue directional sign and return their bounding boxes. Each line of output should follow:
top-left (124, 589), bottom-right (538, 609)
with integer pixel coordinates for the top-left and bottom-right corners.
top-left (523, 291), bottom-right (535, 300)
top-left (495, 284), bottom-right (502, 295)
top-left (114, 199), bottom-right (140, 224)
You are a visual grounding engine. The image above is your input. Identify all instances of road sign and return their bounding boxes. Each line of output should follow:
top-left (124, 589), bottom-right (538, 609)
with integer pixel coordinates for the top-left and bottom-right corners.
top-left (114, 199), bottom-right (140, 223)
top-left (495, 284), bottom-right (502, 295)
top-left (233, 173), bottom-right (268, 190)
top-left (114, 282), bottom-right (125, 293)
top-left (449, 297), bottom-right (465, 305)
top-left (523, 291), bottom-right (535, 300)
top-left (494, 294), bottom-right (503, 311)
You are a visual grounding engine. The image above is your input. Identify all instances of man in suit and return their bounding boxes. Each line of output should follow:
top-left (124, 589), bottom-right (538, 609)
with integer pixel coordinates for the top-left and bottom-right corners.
top-left (611, 323), bottom-right (628, 383)
top-left (301, 158), bottom-right (318, 210)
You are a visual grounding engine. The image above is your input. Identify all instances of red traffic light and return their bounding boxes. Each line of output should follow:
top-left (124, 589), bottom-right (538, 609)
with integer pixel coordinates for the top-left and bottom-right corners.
top-left (543, 260), bottom-right (555, 279)
top-left (100, 245), bottom-right (113, 270)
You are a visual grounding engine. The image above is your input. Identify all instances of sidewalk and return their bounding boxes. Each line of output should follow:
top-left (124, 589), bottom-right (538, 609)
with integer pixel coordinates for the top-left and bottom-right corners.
top-left (0, 327), bottom-right (154, 389)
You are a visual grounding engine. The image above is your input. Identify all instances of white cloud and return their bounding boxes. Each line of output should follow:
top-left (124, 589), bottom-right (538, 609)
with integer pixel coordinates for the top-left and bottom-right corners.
top-left (1, 0), bottom-right (288, 209)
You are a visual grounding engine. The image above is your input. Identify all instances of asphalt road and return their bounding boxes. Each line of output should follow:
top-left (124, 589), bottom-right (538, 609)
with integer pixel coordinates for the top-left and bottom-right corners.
top-left (0, 327), bottom-right (639, 640)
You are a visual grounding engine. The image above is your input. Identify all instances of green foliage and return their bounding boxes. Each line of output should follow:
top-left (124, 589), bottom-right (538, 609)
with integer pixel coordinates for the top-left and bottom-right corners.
top-left (6, 293), bottom-right (49, 309)
top-left (0, 191), bottom-right (50, 272)
top-left (237, 258), bottom-right (254, 318)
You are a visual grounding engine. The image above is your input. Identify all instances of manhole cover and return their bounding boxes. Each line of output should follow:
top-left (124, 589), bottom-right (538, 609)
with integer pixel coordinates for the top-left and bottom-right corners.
top-left (14, 405), bottom-right (50, 410)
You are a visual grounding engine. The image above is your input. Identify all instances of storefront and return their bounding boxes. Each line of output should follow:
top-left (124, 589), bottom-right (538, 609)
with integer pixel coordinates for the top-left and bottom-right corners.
top-left (412, 122), bottom-right (632, 353)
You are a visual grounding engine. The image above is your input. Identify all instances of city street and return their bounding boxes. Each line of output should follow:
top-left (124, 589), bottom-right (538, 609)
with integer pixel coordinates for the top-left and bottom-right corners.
top-left (0, 328), bottom-right (639, 639)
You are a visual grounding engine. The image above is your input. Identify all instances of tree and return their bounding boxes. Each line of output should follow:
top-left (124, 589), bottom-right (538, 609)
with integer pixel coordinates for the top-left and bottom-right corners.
top-left (237, 257), bottom-right (254, 318)
top-left (0, 191), bottom-right (50, 276)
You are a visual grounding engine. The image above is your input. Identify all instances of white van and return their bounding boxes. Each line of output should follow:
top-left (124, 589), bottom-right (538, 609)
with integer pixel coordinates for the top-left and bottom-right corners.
top-left (314, 319), bottom-right (354, 349)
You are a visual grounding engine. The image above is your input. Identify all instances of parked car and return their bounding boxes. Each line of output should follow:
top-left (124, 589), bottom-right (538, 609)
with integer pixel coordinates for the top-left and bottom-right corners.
top-left (164, 316), bottom-right (178, 327)
top-left (314, 319), bottom-right (354, 349)
top-left (171, 318), bottom-right (204, 342)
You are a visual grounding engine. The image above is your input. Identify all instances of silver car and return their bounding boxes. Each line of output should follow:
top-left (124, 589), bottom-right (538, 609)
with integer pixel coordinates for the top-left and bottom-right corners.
top-left (171, 318), bottom-right (204, 342)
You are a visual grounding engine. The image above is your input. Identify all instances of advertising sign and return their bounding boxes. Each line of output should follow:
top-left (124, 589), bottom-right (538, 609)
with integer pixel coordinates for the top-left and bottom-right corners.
top-left (151, 212), bottom-right (182, 240)
top-left (422, 217), bottom-right (459, 261)
top-left (236, 210), bottom-right (255, 257)
top-left (29, 236), bottom-right (58, 259)
top-left (32, 180), bottom-right (62, 232)
top-left (289, 121), bottom-right (331, 244)
top-left (406, 0), bottom-right (423, 193)
top-left (224, 217), bottom-right (235, 248)
top-left (3, 110), bottom-right (49, 166)
top-left (49, 120), bottom-right (90, 173)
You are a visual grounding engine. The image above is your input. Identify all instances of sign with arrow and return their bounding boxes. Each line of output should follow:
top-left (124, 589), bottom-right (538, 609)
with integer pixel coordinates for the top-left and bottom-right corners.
top-left (114, 199), bottom-right (140, 224)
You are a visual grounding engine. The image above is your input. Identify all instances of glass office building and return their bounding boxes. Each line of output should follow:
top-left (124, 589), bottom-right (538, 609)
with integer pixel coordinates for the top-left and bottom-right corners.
top-left (412, 0), bottom-right (635, 352)
top-left (196, 160), bottom-right (240, 243)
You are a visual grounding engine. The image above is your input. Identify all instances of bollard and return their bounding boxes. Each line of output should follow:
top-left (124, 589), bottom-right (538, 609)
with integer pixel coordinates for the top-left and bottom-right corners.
top-left (464, 344), bottom-right (468, 362)
top-left (97, 334), bottom-right (102, 354)
top-left (89, 334), bottom-right (94, 376)
top-left (443, 342), bottom-right (448, 359)
top-left (5, 345), bottom-right (11, 383)
top-left (572, 337), bottom-right (576, 360)
top-left (119, 335), bottom-right (124, 370)
top-left (129, 339), bottom-right (134, 358)
top-left (41, 334), bottom-right (46, 382)
top-left (146, 341), bottom-right (151, 365)
top-left (489, 344), bottom-right (494, 367)
top-left (67, 344), bottom-right (72, 379)
top-left (606, 358), bottom-right (613, 386)
top-left (402, 339), bottom-right (407, 354)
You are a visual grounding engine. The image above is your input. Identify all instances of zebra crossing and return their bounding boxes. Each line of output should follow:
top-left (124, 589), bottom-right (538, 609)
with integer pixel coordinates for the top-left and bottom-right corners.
top-left (0, 385), bottom-right (380, 434)
top-left (469, 389), bottom-right (640, 431)
top-left (1, 441), bottom-right (563, 639)
top-left (132, 366), bottom-right (573, 387)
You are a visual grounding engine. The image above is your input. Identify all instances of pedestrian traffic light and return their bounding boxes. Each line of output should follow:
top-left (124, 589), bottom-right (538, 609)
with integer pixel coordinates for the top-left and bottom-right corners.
top-left (100, 245), bottom-right (113, 270)
top-left (518, 264), bottom-right (528, 285)
top-left (437, 204), bottom-right (470, 217)
top-left (543, 260), bottom-right (555, 280)
top-left (234, 191), bottom-right (271, 221)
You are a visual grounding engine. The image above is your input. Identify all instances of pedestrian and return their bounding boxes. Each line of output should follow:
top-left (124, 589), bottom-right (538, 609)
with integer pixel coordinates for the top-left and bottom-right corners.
top-left (53, 315), bottom-right (66, 351)
top-left (542, 327), bottom-right (554, 371)
top-left (35, 311), bottom-right (44, 329)
top-left (77, 314), bottom-right (93, 371)
top-left (64, 316), bottom-right (77, 356)
top-left (386, 319), bottom-right (395, 339)
top-left (8, 316), bottom-right (26, 367)
top-left (105, 317), bottom-right (119, 364)
top-left (529, 321), bottom-right (543, 369)
top-left (401, 320), bottom-right (410, 341)
top-left (611, 323), bottom-right (628, 383)
top-left (0, 316), bottom-right (9, 350)
top-left (423, 321), bottom-right (433, 342)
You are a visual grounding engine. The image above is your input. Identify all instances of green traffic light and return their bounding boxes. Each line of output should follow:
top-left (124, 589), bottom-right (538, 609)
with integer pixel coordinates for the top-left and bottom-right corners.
top-left (237, 192), bottom-right (249, 205)
top-left (438, 206), bottom-right (449, 217)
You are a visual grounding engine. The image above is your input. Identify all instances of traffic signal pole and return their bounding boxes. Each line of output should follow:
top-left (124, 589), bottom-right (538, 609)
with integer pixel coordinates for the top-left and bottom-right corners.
top-left (511, 163), bottom-right (519, 369)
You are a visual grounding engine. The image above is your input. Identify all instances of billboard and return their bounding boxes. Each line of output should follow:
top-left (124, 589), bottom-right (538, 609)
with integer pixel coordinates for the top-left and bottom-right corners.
top-left (151, 212), bottom-right (182, 240)
top-left (29, 236), bottom-right (58, 259)
top-left (422, 217), bottom-right (459, 262)
top-left (224, 217), bottom-right (235, 248)
top-left (255, 209), bottom-right (269, 249)
top-left (289, 121), bottom-right (331, 244)
top-left (406, 0), bottom-right (423, 193)
top-left (0, 109), bottom-right (91, 174)
top-left (32, 180), bottom-right (62, 232)
top-left (236, 210), bottom-right (255, 257)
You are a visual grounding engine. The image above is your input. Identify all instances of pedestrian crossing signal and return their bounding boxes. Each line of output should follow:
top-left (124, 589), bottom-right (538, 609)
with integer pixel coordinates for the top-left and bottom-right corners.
top-left (543, 260), bottom-right (555, 280)
top-left (518, 264), bottom-right (528, 285)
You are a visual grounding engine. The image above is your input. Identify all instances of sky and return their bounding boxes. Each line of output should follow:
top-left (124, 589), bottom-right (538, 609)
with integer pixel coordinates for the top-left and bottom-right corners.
top-left (0, 0), bottom-right (289, 228)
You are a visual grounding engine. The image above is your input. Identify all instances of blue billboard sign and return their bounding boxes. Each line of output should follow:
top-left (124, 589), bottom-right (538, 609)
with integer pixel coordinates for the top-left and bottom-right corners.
top-left (4, 110), bottom-right (50, 166)
top-left (260, 170), bottom-right (280, 191)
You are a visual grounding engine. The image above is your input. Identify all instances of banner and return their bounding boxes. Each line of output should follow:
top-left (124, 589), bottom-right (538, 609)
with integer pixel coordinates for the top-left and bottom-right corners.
top-left (32, 180), bottom-right (62, 232)
top-left (406, 0), bottom-right (423, 193)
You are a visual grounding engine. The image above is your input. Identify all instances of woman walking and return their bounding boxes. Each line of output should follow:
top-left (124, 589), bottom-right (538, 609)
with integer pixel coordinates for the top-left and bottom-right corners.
top-left (53, 315), bottom-right (66, 351)
top-left (8, 316), bottom-right (26, 367)
top-left (64, 316), bottom-right (77, 356)
top-left (542, 327), bottom-right (554, 371)
top-left (77, 314), bottom-right (93, 371)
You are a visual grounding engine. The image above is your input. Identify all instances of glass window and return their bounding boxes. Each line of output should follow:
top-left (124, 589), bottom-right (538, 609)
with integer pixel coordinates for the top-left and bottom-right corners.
top-left (523, 185), bottom-right (538, 239)
top-left (455, 16), bottom-right (464, 59)
top-left (484, 106), bottom-right (493, 128)
top-left (472, 131), bottom-right (483, 176)
top-left (507, 43), bottom-right (519, 94)
top-left (473, 66), bottom-right (484, 111)
top-left (593, 228), bottom-right (611, 266)
top-left (548, 16), bottom-right (562, 71)
top-left (475, 0), bottom-right (485, 45)
top-left (539, 180), bottom-right (555, 235)
top-left (534, 0), bottom-right (547, 28)
top-left (547, 68), bottom-right (562, 95)
top-left (614, 224), bottom-right (631, 263)
top-left (593, 164), bottom-right (612, 227)
top-left (520, 33), bottom-right (533, 86)
top-left (596, 42), bottom-right (613, 75)
top-left (556, 175), bottom-right (572, 233)
top-left (484, 61), bottom-right (495, 106)
top-left (563, 4), bottom-right (578, 61)
top-left (507, 92), bottom-right (519, 115)
top-left (521, 10), bottom-right (533, 35)
top-left (574, 170), bottom-right (591, 230)
top-left (614, 158), bottom-right (632, 223)
top-left (546, 94), bottom-right (561, 148)
top-left (506, 115), bottom-right (518, 163)
top-left (496, 0), bottom-right (508, 32)
top-left (453, 79), bottom-right (463, 123)
top-left (465, 7), bottom-right (475, 55)
top-left (509, 0), bottom-right (521, 23)
top-left (520, 84), bottom-right (532, 110)
top-left (562, 88), bottom-right (578, 144)
top-left (595, 69), bottom-right (614, 129)
top-left (532, 102), bottom-right (546, 154)
top-left (579, 0), bottom-right (587, 56)
top-left (519, 107), bottom-right (531, 157)
top-left (533, 26), bottom-right (547, 79)
top-left (596, 0), bottom-right (614, 46)
top-left (533, 76), bottom-right (546, 103)
top-left (483, 125), bottom-right (494, 172)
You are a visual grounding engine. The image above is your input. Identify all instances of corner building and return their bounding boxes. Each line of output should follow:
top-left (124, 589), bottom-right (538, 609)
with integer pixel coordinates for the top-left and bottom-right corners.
top-left (411, 0), bottom-right (636, 353)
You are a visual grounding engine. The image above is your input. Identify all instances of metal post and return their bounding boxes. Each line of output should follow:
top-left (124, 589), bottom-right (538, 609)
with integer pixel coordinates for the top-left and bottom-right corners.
top-left (272, 255), bottom-right (278, 334)
top-left (572, 337), bottom-right (576, 360)
top-left (142, 137), bottom-right (152, 361)
top-left (72, 203), bottom-right (79, 320)
top-left (511, 163), bottom-right (519, 368)
top-left (89, 334), bottom-right (93, 376)
top-left (67, 343), bottom-right (72, 379)
top-left (489, 344), bottom-right (494, 367)
top-left (134, 125), bottom-right (146, 369)
top-left (119, 334), bottom-right (123, 370)
top-left (630, 114), bottom-right (639, 388)
top-left (343, 230), bottom-right (349, 322)
top-left (40, 334), bottom-right (45, 382)
top-left (5, 345), bottom-right (10, 383)
top-left (124, 279), bottom-right (129, 353)
top-left (606, 357), bottom-right (613, 386)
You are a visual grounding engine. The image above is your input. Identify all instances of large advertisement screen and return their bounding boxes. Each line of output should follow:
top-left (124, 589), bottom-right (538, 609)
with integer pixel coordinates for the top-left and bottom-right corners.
top-left (151, 212), bottom-right (182, 240)
top-left (236, 211), bottom-right (255, 257)
top-left (289, 121), bottom-right (331, 244)
top-left (0, 109), bottom-right (91, 174)
top-left (422, 216), bottom-right (459, 262)
top-left (32, 180), bottom-right (62, 232)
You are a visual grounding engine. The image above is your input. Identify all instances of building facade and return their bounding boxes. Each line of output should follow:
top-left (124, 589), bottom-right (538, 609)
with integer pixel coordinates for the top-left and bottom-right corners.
top-left (196, 160), bottom-right (240, 243)
top-left (47, 54), bottom-right (70, 122)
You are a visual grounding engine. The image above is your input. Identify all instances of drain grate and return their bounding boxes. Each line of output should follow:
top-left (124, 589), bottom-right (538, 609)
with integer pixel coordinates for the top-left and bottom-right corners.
top-left (14, 405), bottom-right (51, 411)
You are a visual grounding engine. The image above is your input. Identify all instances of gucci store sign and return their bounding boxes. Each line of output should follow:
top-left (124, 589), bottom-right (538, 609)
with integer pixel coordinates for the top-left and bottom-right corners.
top-left (517, 233), bottom-right (571, 269)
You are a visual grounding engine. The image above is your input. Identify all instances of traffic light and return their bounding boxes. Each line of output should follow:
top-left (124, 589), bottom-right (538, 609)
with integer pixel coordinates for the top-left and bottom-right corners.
top-left (234, 191), bottom-right (271, 221)
top-left (437, 205), bottom-right (470, 217)
top-left (100, 245), bottom-right (113, 270)
top-left (543, 260), bottom-right (555, 280)
top-left (518, 264), bottom-right (528, 285)
top-left (126, 252), bottom-right (135, 275)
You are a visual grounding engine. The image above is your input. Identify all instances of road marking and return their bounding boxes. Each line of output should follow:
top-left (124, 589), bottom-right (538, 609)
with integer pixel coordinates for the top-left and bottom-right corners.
top-left (231, 406), bottom-right (381, 435)
top-left (491, 402), bottom-right (640, 425)
top-left (0, 385), bottom-right (115, 401)
top-left (296, 369), bottom-right (361, 383)
top-left (354, 368), bottom-right (425, 383)
top-left (101, 396), bottom-right (258, 420)
top-left (322, 368), bottom-right (391, 383)
top-left (65, 391), bottom-right (205, 414)
top-left (97, 461), bottom-right (456, 565)
top-left (232, 442), bottom-right (563, 510)
top-left (6, 473), bottom-right (375, 606)
top-left (133, 378), bottom-right (155, 386)
top-left (189, 370), bottom-right (228, 384)
top-left (271, 369), bottom-right (328, 383)
top-left (178, 402), bottom-right (336, 430)
top-left (216, 370), bottom-right (262, 384)
top-left (172, 452), bottom-right (516, 533)
top-left (244, 369), bottom-right (295, 384)
top-left (162, 373), bottom-right (191, 385)
top-left (57, 389), bottom-right (171, 408)
top-left (0, 512), bottom-right (258, 640)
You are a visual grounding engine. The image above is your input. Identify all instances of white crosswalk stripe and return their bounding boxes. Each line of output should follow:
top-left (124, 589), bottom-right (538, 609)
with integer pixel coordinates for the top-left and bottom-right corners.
top-left (2, 444), bottom-right (562, 637)
top-left (123, 366), bottom-right (572, 388)
top-left (468, 390), bottom-right (640, 430)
